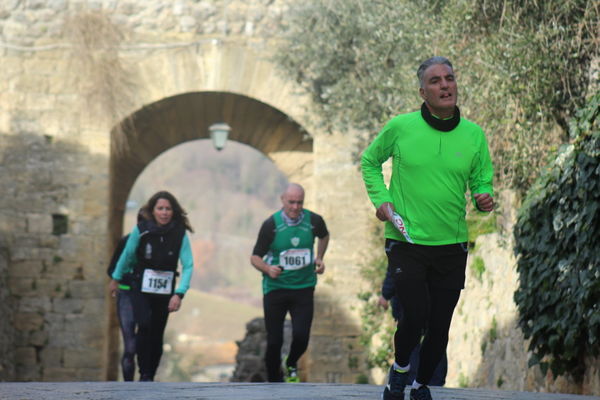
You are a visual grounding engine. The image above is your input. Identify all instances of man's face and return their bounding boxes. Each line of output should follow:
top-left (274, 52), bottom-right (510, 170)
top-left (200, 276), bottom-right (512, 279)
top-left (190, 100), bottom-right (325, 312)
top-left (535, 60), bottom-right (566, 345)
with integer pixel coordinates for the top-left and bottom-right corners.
top-left (281, 188), bottom-right (304, 219)
top-left (419, 63), bottom-right (458, 117)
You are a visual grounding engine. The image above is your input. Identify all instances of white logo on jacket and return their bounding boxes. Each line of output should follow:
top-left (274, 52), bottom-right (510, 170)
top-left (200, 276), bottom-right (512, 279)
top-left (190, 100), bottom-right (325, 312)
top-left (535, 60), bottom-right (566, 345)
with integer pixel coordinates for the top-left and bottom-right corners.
top-left (291, 237), bottom-right (300, 247)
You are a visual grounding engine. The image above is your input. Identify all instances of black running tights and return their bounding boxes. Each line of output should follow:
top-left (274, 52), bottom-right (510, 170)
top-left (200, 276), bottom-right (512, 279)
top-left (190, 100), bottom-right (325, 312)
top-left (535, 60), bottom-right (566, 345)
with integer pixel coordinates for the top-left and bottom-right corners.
top-left (117, 290), bottom-right (137, 381)
top-left (393, 281), bottom-right (460, 385)
top-left (263, 287), bottom-right (314, 382)
top-left (132, 293), bottom-right (170, 380)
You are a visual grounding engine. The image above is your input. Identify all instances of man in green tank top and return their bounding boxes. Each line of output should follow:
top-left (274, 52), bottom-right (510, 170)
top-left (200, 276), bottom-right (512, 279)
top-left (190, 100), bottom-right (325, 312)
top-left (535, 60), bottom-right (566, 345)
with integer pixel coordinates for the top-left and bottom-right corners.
top-left (362, 56), bottom-right (494, 400)
top-left (251, 183), bottom-right (329, 382)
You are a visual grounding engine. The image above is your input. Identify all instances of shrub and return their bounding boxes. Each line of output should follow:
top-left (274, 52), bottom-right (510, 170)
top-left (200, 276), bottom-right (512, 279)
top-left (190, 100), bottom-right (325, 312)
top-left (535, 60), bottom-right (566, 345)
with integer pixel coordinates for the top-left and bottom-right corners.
top-left (513, 93), bottom-right (599, 379)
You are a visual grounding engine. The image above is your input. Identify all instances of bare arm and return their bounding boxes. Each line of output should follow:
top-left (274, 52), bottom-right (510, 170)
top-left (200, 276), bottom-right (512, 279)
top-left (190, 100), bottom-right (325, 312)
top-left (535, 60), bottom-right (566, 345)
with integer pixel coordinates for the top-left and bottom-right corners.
top-left (314, 234), bottom-right (329, 274)
top-left (250, 254), bottom-right (282, 279)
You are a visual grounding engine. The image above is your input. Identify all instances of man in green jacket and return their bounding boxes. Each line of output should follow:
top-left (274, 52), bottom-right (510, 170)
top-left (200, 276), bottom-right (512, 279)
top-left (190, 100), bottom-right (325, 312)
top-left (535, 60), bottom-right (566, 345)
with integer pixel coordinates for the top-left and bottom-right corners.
top-left (361, 56), bottom-right (494, 400)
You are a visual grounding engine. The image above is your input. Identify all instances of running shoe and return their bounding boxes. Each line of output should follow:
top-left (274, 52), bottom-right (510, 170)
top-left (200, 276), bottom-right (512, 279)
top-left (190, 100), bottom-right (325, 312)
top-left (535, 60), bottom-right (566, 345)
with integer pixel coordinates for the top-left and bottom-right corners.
top-left (382, 364), bottom-right (409, 400)
top-left (284, 365), bottom-right (300, 383)
top-left (410, 385), bottom-right (432, 400)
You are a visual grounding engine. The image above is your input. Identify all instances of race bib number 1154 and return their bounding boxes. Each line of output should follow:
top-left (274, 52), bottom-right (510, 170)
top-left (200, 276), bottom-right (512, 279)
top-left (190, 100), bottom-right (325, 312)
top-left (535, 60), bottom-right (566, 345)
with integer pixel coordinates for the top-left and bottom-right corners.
top-left (141, 269), bottom-right (174, 295)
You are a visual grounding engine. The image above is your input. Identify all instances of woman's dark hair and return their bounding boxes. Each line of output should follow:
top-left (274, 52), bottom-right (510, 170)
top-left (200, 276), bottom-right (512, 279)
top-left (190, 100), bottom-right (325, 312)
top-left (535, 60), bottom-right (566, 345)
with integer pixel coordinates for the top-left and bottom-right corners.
top-left (140, 190), bottom-right (194, 232)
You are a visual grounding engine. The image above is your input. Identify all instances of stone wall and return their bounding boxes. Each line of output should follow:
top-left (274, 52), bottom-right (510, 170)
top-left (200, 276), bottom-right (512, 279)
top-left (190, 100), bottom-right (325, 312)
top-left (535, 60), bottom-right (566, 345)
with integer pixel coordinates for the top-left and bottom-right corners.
top-left (0, 131), bottom-right (109, 381)
top-left (0, 222), bottom-right (15, 381)
top-left (0, 0), bottom-right (373, 383)
top-left (447, 191), bottom-right (600, 395)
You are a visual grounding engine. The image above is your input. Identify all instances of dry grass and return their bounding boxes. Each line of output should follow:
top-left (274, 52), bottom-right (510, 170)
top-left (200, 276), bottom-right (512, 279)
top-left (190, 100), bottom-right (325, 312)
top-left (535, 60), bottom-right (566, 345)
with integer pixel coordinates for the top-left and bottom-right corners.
top-left (62, 11), bottom-right (136, 129)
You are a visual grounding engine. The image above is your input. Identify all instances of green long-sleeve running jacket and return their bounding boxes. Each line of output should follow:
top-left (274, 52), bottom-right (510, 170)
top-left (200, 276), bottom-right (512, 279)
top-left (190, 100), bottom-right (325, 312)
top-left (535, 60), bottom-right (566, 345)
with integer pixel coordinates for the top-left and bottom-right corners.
top-left (361, 110), bottom-right (494, 245)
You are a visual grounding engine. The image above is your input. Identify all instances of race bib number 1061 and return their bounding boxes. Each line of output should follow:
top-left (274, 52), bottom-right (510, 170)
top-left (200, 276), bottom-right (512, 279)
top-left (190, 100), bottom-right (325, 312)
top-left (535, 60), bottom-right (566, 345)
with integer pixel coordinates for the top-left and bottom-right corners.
top-left (279, 248), bottom-right (311, 270)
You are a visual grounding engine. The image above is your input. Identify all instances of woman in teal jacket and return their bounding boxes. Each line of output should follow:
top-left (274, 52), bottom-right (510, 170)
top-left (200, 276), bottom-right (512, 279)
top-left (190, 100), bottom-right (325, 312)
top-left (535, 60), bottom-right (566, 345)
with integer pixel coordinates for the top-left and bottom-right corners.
top-left (109, 191), bottom-right (194, 381)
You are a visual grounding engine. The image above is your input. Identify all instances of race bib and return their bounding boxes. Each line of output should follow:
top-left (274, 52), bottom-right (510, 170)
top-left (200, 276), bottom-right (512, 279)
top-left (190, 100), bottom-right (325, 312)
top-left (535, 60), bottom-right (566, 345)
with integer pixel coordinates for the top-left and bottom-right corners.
top-left (279, 248), bottom-right (311, 270)
top-left (141, 269), bottom-right (174, 295)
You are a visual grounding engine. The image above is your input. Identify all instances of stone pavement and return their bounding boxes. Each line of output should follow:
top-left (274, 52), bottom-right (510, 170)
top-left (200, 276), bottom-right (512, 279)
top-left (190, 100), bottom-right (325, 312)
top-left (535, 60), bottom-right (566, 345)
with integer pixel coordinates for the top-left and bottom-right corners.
top-left (0, 382), bottom-right (598, 400)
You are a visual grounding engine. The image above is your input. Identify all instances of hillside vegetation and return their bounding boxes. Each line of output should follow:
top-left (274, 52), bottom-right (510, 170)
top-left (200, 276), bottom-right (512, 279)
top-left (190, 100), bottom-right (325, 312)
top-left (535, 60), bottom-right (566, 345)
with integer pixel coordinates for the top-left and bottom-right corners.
top-left (124, 139), bottom-right (288, 306)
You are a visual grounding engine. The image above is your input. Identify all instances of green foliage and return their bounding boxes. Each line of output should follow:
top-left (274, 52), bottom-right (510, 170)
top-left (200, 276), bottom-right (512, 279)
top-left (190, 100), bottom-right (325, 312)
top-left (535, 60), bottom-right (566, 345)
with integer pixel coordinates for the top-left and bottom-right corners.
top-left (481, 316), bottom-right (498, 355)
top-left (514, 93), bottom-right (600, 380)
top-left (466, 0), bottom-right (598, 132)
top-left (489, 316), bottom-right (498, 343)
top-left (458, 372), bottom-right (470, 388)
top-left (497, 375), bottom-right (505, 388)
top-left (274, 0), bottom-right (598, 193)
top-left (466, 210), bottom-right (497, 245)
top-left (275, 0), bottom-right (433, 136)
top-left (470, 256), bottom-right (486, 283)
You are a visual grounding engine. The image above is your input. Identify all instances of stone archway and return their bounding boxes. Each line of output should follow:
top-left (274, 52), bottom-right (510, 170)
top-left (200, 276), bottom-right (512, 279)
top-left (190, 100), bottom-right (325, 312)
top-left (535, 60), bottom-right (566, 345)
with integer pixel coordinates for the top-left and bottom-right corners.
top-left (106, 90), bottom-right (313, 379)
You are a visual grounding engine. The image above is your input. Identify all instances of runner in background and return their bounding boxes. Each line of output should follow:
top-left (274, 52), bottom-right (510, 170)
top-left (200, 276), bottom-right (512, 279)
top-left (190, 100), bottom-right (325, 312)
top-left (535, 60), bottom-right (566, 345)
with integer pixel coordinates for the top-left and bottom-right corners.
top-left (109, 191), bottom-right (195, 382)
top-left (250, 183), bottom-right (329, 382)
top-left (107, 233), bottom-right (135, 381)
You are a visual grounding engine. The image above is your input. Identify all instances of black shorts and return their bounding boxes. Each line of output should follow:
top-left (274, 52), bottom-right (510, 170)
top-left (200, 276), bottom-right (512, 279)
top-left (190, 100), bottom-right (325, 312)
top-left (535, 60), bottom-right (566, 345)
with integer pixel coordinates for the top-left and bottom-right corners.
top-left (385, 239), bottom-right (468, 290)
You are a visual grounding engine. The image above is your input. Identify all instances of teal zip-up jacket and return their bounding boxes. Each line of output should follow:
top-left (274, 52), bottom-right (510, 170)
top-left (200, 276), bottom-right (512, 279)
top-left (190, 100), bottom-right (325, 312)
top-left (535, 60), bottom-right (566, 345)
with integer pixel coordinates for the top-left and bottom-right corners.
top-left (361, 110), bottom-right (494, 245)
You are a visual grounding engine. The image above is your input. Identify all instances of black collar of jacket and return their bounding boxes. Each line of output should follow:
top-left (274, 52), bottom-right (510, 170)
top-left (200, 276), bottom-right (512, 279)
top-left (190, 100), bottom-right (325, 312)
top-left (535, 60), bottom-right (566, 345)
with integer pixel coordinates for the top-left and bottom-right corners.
top-left (420, 102), bottom-right (460, 132)
top-left (138, 219), bottom-right (178, 236)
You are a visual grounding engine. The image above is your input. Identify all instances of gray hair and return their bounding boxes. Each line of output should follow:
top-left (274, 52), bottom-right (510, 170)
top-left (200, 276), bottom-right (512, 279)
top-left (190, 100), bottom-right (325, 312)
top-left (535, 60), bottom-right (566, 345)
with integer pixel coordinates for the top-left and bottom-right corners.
top-left (417, 56), bottom-right (453, 88)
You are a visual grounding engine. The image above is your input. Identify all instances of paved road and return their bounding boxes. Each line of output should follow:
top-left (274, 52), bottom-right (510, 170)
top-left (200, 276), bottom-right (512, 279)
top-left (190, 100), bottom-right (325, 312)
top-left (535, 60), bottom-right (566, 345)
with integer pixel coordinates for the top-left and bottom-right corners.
top-left (0, 382), bottom-right (598, 400)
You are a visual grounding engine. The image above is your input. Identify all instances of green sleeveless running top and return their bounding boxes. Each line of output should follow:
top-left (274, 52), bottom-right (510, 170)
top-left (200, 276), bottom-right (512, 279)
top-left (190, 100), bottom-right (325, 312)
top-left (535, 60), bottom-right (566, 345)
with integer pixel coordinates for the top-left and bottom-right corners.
top-left (262, 209), bottom-right (316, 294)
top-left (361, 110), bottom-right (494, 245)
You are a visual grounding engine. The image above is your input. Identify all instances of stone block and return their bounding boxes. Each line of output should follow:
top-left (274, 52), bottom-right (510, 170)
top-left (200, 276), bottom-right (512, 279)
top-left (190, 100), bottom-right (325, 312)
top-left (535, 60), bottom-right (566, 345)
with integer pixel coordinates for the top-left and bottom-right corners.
top-left (63, 348), bottom-right (101, 369)
top-left (81, 298), bottom-right (104, 314)
top-left (10, 247), bottom-right (44, 262)
top-left (16, 364), bottom-right (41, 381)
top-left (18, 296), bottom-right (52, 313)
top-left (57, 236), bottom-right (79, 258)
top-left (46, 329), bottom-right (79, 348)
top-left (44, 261), bottom-right (81, 280)
top-left (29, 329), bottom-right (49, 347)
top-left (52, 298), bottom-right (84, 314)
top-left (15, 346), bottom-right (37, 366)
top-left (39, 235), bottom-right (60, 248)
top-left (15, 75), bottom-right (50, 93)
top-left (44, 312), bottom-right (64, 327)
top-left (8, 277), bottom-right (36, 296)
top-left (68, 280), bottom-right (104, 299)
top-left (80, 322), bottom-right (105, 346)
top-left (8, 260), bottom-right (44, 278)
top-left (40, 346), bottom-right (63, 368)
top-left (63, 314), bottom-right (100, 335)
top-left (36, 278), bottom-right (69, 298)
top-left (42, 367), bottom-right (77, 382)
top-left (75, 368), bottom-right (102, 381)
top-left (14, 312), bottom-right (44, 331)
top-left (0, 211), bottom-right (27, 232)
